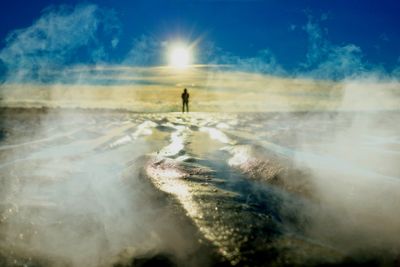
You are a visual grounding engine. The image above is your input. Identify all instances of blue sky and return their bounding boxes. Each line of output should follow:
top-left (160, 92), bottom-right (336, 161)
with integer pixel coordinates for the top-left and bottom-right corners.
top-left (0, 1), bottom-right (399, 111)
top-left (1, 0), bottom-right (399, 74)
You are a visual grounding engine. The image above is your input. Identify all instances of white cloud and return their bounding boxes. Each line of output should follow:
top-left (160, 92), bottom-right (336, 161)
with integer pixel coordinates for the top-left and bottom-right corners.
top-left (299, 15), bottom-right (370, 80)
top-left (111, 38), bottom-right (120, 48)
top-left (123, 35), bottom-right (162, 66)
top-left (0, 4), bottom-right (120, 83)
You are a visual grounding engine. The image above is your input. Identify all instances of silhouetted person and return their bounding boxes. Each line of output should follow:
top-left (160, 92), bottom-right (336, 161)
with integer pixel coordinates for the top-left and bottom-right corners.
top-left (181, 88), bottom-right (189, 113)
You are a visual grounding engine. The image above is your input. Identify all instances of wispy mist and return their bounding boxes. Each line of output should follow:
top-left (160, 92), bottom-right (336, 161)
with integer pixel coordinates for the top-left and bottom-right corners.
top-left (0, 3), bottom-right (399, 266)
top-left (0, 4), bottom-right (120, 84)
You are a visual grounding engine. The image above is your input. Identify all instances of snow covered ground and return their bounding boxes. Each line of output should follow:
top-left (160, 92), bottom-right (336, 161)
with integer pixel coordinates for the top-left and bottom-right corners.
top-left (0, 108), bottom-right (399, 266)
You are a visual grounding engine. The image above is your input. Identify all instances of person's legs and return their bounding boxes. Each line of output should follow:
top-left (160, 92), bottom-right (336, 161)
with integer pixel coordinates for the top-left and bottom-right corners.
top-left (185, 102), bottom-right (189, 112)
top-left (182, 102), bottom-right (184, 113)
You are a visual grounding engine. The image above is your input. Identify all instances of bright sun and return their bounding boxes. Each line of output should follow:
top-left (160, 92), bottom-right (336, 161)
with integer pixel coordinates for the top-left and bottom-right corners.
top-left (169, 45), bottom-right (191, 69)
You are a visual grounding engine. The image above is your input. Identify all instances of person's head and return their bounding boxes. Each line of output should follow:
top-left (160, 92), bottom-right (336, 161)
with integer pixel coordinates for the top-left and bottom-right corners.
top-left (184, 88), bottom-right (187, 93)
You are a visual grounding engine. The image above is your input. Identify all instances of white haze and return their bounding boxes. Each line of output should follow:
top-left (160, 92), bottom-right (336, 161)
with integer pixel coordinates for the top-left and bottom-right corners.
top-left (0, 4), bottom-right (206, 267)
top-left (289, 77), bottom-right (400, 254)
top-left (0, 3), bottom-right (399, 267)
top-left (285, 17), bottom-right (400, 255)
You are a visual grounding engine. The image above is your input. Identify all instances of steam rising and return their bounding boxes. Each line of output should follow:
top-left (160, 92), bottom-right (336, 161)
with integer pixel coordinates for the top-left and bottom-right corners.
top-left (0, 3), bottom-right (399, 267)
top-left (0, 4), bottom-right (120, 84)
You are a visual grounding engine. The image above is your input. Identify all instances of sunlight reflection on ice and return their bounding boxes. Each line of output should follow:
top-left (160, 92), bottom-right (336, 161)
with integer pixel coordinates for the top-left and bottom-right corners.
top-left (110, 120), bottom-right (157, 148)
top-left (199, 127), bottom-right (233, 144)
top-left (158, 127), bottom-right (188, 157)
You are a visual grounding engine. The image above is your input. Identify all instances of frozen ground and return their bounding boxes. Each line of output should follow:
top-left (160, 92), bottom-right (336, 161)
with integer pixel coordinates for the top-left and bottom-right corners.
top-left (0, 108), bottom-right (399, 267)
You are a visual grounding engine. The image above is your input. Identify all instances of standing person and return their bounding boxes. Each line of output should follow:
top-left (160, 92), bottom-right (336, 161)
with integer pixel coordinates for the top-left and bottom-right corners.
top-left (181, 88), bottom-right (189, 113)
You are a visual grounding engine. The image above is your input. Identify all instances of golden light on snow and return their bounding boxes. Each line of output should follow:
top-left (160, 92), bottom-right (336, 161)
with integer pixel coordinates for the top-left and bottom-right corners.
top-left (168, 44), bottom-right (191, 69)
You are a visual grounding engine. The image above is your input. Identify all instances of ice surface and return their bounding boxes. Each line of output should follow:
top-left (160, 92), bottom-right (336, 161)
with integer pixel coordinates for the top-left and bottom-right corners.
top-left (0, 109), bottom-right (399, 266)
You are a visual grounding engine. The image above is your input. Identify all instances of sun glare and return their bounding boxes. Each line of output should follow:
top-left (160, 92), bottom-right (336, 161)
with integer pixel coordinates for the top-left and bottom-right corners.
top-left (169, 44), bottom-right (191, 69)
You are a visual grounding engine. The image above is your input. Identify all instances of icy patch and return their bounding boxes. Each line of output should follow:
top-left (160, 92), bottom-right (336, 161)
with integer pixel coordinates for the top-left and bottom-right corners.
top-left (216, 122), bottom-right (231, 130)
top-left (175, 155), bottom-right (196, 162)
top-left (131, 121), bottom-right (158, 139)
top-left (200, 127), bottom-right (233, 144)
top-left (158, 127), bottom-right (189, 158)
top-left (222, 145), bottom-right (254, 167)
top-left (160, 122), bottom-right (183, 130)
top-left (110, 135), bottom-right (133, 148)
top-left (145, 158), bottom-right (201, 219)
top-left (109, 121), bottom-right (157, 148)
